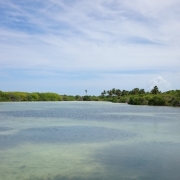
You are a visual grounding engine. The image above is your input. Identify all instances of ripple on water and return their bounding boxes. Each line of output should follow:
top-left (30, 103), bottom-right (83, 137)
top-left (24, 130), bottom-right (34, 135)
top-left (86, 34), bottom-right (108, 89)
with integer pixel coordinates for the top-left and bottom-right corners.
top-left (0, 126), bottom-right (136, 150)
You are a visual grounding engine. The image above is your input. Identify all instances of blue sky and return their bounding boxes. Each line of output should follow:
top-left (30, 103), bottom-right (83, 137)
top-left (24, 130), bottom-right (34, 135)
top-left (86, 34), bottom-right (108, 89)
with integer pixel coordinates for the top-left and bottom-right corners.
top-left (0, 0), bottom-right (180, 95)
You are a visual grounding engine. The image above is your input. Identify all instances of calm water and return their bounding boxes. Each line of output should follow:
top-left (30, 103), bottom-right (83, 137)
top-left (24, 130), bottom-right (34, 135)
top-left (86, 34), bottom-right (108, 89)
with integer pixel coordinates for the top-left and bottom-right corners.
top-left (0, 102), bottom-right (180, 180)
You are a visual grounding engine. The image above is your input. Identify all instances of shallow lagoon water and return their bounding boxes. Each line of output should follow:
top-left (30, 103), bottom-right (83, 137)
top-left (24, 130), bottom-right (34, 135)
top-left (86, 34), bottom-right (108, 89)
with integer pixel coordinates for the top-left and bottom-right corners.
top-left (0, 102), bottom-right (180, 180)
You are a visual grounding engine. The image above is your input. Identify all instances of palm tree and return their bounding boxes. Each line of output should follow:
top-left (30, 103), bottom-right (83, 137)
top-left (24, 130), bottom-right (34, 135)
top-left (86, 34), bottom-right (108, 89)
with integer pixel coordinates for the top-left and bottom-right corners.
top-left (139, 89), bottom-right (145, 94)
top-left (107, 90), bottom-right (112, 97)
top-left (112, 88), bottom-right (116, 96)
top-left (115, 89), bottom-right (121, 96)
top-left (122, 90), bottom-right (128, 96)
top-left (101, 90), bottom-right (106, 97)
top-left (151, 86), bottom-right (160, 94)
top-left (130, 88), bottom-right (139, 95)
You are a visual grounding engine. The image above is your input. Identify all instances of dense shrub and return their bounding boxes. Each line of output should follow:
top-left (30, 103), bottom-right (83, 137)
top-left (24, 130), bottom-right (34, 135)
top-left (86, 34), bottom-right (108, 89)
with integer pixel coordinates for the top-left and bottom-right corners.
top-left (128, 96), bottom-right (148, 105)
top-left (148, 96), bottom-right (166, 106)
top-left (83, 95), bottom-right (92, 101)
top-left (0, 89), bottom-right (180, 106)
top-left (168, 97), bottom-right (180, 106)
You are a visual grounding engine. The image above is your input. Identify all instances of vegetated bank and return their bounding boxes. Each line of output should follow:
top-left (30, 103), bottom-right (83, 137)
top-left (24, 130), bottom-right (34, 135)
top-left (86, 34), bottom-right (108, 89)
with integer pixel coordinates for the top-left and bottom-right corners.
top-left (99, 86), bottom-right (180, 107)
top-left (0, 86), bottom-right (180, 107)
top-left (0, 91), bottom-right (83, 102)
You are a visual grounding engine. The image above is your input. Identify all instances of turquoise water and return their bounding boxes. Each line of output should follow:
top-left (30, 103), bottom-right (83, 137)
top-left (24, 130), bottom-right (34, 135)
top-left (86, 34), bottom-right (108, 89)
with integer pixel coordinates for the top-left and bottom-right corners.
top-left (0, 102), bottom-right (180, 180)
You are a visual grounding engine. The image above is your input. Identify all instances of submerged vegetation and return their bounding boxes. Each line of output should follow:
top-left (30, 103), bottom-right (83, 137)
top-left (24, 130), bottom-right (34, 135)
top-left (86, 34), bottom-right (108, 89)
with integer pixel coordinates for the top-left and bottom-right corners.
top-left (0, 86), bottom-right (180, 107)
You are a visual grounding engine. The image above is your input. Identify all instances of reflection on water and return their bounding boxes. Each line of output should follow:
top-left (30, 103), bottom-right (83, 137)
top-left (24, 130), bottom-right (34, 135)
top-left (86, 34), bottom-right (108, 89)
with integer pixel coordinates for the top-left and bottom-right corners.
top-left (0, 102), bottom-right (180, 180)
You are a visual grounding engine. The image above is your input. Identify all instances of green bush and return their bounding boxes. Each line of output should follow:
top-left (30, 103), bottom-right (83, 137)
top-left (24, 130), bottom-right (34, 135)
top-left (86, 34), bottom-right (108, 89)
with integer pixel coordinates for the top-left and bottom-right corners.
top-left (168, 97), bottom-right (180, 106)
top-left (128, 96), bottom-right (148, 105)
top-left (83, 96), bottom-right (92, 101)
top-left (148, 96), bottom-right (166, 106)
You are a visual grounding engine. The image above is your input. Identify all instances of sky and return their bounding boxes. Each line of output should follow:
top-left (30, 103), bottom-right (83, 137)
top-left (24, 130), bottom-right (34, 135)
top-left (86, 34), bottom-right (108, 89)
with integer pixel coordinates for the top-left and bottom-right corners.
top-left (0, 0), bottom-right (180, 95)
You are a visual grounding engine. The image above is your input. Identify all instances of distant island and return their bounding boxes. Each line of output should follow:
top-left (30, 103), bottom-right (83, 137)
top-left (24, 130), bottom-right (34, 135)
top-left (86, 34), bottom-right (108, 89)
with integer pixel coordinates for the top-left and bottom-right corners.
top-left (0, 86), bottom-right (180, 107)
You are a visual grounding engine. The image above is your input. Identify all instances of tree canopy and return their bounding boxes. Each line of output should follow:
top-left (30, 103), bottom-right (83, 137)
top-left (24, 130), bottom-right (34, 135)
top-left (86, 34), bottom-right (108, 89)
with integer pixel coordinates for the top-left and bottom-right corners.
top-left (0, 86), bottom-right (180, 107)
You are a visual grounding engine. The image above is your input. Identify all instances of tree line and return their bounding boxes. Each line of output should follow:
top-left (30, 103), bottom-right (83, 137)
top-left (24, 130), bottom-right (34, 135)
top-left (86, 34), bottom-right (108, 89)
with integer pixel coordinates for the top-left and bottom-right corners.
top-left (0, 86), bottom-right (180, 106)
top-left (99, 86), bottom-right (180, 106)
top-left (0, 91), bottom-right (63, 102)
top-left (100, 86), bottom-right (160, 97)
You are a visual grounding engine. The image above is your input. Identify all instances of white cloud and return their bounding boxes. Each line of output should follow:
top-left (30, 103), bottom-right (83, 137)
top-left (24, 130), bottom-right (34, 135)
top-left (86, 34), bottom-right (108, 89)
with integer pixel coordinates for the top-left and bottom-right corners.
top-left (0, 0), bottom-right (180, 93)
top-left (148, 76), bottom-right (172, 92)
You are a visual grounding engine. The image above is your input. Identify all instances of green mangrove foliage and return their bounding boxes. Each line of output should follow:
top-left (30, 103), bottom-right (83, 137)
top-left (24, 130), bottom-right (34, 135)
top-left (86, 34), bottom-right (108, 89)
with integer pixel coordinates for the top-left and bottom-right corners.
top-left (0, 91), bottom-right (62, 101)
top-left (0, 86), bottom-right (180, 107)
top-left (100, 86), bottom-right (180, 106)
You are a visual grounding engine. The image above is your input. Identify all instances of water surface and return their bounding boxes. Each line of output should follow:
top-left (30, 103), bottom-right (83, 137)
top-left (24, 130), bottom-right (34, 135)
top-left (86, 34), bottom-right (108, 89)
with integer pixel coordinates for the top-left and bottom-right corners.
top-left (0, 102), bottom-right (180, 180)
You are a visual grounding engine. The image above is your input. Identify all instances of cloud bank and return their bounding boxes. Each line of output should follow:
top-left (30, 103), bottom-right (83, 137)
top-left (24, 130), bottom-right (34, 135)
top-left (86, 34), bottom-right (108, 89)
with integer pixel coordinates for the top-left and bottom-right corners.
top-left (0, 0), bottom-right (180, 94)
